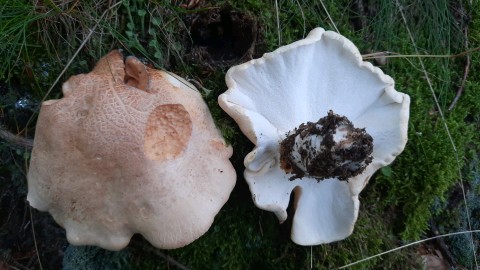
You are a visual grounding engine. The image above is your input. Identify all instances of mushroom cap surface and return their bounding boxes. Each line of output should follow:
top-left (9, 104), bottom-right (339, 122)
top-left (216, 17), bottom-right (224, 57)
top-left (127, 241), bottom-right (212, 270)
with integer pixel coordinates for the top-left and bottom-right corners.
top-left (27, 50), bottom-right (236, 250)
top-left (218, 28), bottom-right (409, 245)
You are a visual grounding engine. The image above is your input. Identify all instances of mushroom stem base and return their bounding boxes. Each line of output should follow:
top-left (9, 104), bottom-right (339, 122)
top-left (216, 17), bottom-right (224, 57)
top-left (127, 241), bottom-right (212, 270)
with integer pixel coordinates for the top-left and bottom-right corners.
top-left (279, 110), bottom-right (373, 181)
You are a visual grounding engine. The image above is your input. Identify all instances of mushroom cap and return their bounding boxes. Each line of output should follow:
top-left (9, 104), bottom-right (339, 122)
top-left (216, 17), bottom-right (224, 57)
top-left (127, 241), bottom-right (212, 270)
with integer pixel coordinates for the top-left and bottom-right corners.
top-left (27, 50), bottom-right (236, 250)
top-left (218, 28), bottom-right (409, 245)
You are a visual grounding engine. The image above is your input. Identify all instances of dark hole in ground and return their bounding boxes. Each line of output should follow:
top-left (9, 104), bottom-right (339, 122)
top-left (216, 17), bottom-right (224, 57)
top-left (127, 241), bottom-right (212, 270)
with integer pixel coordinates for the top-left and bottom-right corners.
top-left (186, 6), bottom-right (258, 68)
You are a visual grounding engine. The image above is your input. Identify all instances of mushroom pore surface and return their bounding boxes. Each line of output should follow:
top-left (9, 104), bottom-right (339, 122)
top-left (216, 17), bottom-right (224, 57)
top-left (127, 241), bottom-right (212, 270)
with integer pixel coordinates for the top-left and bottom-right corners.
top-left (279, 110), bottom-right (373, 181)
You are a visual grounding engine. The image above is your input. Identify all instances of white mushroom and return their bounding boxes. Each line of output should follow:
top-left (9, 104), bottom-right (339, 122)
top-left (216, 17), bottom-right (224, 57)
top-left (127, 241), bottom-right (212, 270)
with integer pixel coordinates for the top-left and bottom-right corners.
top-left (27, 50), bottom-right (236, 250)
top-left (218, 28), bottom-right (409, 245)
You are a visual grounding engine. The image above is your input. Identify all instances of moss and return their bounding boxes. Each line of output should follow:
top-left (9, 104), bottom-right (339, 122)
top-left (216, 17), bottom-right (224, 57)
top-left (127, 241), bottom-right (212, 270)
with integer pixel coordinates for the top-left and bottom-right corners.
top-left (371, 59), bottom-right (477, 239)
top-left (433, 8), bottom-right (480, 267)
top-left (446, 166), bottom-right (480, 268)
top-left (63, 246), bottom-right (130, 270)
top-left (356, 0), bottom-right (480, 241)
top-left (128, 196), bottom-right (420, 269)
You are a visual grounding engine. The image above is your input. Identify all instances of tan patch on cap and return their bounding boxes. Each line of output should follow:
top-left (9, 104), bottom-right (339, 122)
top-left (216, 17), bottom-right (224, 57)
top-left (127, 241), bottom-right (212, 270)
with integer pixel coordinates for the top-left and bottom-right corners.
top-left (144, 104), bottom-right (192, 161)
top-left (124, 56), bottom-right (149, 91)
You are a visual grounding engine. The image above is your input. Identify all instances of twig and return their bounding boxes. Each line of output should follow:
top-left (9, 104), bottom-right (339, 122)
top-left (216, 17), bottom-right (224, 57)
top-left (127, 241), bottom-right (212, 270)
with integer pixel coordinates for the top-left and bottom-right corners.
top-left (24, 1), bottom-right (123, 132)
top-left (29, 207), bottom-right (43, 270)
top-left (395, 1), bottom-right (477, 268)
top-left (20, 3), bottom-right (122, 269)
top-left (0, 125), bottom-right (33, 150)
top-left (130, 238), bottom-right (190, 270)
top-left (449, 27), bottom-right (470, 111)
top-left (319, 0), bottom-right (339, 33)
top-left (7, 260), bottom-right (29, 270)
top-left (274, 0), bottom-right (281, 46)
top-left (43, 0), bottom-right (62, 13)
top-left (149, 250), bottom-right (190, 270)
top-left (340, 2), bottom-right (479, 269)
top-left (429, 220), bottom-right (457, 267)
top-left (338, 229), bottom-right (480, 269)
top-left (294, 0), bottom-right (306, 38)
top-left (0, 202), bottom-right (16, 231)
top-left (310, 246), bottom-right (313, 269)
top-left (362, 46), bottom-right (480, 60)
top-left (273, 245), bottom-right (290, 263)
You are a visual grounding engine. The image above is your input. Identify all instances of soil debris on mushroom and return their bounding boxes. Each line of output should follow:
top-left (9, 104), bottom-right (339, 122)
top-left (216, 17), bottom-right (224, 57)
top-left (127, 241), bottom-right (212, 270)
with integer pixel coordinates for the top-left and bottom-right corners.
top-left (280, 110), bottom-right (373, 181)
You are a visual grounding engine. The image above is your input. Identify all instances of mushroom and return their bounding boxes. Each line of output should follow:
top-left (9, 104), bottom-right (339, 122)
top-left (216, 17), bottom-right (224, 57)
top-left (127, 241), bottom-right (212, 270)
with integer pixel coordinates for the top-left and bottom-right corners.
top-left (218, 28), bottom-right (409, 245)
top-left (27, 50), bottom-right (236, 250)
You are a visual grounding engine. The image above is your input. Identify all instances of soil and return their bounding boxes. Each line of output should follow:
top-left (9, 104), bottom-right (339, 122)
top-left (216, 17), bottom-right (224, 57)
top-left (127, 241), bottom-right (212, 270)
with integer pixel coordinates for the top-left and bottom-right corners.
top-left (184, 5), bottom-right (259, 69)
top-left (0, 178), bottom-right (67, 269)
top-left (280, 110), bottom-right (373, 181)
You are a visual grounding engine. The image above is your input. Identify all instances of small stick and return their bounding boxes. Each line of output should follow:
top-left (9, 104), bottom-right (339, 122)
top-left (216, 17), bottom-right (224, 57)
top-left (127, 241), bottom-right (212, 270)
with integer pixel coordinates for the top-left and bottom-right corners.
top-left (130, 239), bottom-right (190, 270)
top-left (449, 26), bottom-right (470, 111)
top-left (361, 47), bottom-right (480, 60)
top-left (0, 125), bottom-right (33, 150)
top-left (148, 250), bottom-right (190, 270)
top-left (29, 207), bottom-right (43, 270)
top-left (429, 220), bottom-right (457, 267)
top-left (338, 230), bottom-right (480, 269)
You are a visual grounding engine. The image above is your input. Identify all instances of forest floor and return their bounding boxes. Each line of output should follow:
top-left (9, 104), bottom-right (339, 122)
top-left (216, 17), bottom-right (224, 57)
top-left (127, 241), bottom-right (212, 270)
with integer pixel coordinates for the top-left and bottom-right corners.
top-left (1, 0), bottom-right (480, 269)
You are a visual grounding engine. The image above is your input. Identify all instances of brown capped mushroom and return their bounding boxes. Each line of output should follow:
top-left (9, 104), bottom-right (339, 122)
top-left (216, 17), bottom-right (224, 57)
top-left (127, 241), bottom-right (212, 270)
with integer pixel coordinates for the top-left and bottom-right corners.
top-left (27, 50), bottom-right (236, 250)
